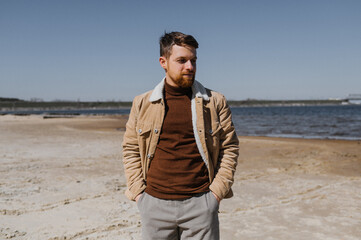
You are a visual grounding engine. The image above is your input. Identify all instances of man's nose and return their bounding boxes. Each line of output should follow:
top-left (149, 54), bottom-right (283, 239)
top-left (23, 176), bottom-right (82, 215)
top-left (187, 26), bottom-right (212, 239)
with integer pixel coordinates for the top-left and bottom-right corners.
top-left (185, 60), bottom-right (195, 71)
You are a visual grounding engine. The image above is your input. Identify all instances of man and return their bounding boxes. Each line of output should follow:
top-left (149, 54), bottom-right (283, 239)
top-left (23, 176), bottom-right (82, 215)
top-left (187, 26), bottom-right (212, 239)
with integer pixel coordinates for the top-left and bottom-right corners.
top-left (122, 31), bottom-right (239, 240)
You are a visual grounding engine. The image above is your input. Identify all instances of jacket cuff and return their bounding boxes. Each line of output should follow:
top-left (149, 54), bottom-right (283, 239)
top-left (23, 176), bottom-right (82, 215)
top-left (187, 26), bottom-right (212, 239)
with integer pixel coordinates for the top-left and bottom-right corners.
top-left (125, 184), bottom-right (146, 201)
top-left (209, 182), bottom-right (227, 200)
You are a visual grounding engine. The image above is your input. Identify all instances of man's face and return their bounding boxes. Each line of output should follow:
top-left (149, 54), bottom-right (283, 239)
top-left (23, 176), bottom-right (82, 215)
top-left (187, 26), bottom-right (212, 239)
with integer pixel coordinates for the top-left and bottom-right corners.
top-left (159, 45), bottom-right (197, 88)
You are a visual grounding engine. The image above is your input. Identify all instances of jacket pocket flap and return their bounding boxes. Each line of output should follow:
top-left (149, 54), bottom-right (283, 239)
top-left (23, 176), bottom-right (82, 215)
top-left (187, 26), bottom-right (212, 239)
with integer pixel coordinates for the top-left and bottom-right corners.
top-left (136, 123), bottom-right (152, 136)
top-left (206, 123), bottom-right (222, 136)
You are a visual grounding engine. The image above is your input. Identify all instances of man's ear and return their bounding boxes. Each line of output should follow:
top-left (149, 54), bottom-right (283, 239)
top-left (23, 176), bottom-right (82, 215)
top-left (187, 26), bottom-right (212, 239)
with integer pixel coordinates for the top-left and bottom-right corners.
top-left (159, 56), bottom-right (167, 71)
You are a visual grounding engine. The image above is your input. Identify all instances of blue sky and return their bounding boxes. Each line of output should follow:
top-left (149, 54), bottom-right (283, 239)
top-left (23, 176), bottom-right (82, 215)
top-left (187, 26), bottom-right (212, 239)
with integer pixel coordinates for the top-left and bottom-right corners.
top-left (1, 0), bottom-right (360, 101)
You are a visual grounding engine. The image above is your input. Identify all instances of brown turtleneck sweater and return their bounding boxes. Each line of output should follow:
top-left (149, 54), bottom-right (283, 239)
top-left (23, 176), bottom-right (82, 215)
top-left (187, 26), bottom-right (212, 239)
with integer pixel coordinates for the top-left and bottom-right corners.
top-left (145, 81), bottom-right (210, 200)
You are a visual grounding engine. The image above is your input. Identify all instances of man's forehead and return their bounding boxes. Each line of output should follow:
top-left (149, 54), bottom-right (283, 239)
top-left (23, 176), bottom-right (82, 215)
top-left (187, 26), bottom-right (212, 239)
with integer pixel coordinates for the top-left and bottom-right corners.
top-left (170, 44), bottom-right (197, 57)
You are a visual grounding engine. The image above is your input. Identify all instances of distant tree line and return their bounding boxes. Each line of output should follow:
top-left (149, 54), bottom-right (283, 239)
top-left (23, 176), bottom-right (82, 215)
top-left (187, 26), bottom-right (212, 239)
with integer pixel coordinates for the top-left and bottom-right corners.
top-left (0, 98), bottom-right (132, 110)
top-left (0, 97), bottom-right (346, 110)
top-left (0, 97), bottom-right (24, 102)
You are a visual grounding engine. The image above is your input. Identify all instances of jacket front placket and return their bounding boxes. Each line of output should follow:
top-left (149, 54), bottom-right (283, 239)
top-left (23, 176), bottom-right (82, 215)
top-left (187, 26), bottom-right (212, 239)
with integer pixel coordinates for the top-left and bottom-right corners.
top-left (144, 99), bottom-right (165, 178)
top-left (195, 97), bottom-right (212, 179)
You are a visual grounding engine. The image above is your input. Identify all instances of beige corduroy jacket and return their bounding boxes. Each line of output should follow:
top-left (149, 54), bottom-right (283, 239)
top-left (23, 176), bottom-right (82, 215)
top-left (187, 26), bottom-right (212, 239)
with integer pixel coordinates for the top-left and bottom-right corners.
top-left (122, 78), bottom-right (239, 201)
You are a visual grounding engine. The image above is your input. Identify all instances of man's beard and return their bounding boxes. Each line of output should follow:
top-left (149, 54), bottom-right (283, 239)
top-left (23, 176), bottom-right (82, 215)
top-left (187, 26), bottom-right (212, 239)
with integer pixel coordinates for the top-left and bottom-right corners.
top-left (174, 73), bottom-right (195, 88)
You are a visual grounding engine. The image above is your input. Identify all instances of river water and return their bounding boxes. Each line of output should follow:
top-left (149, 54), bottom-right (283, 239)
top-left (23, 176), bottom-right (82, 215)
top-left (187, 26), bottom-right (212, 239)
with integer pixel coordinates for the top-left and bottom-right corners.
top-left (2, 105), bottom-right (361, 140)
top-left (231, 105), bottom-right (361, 140)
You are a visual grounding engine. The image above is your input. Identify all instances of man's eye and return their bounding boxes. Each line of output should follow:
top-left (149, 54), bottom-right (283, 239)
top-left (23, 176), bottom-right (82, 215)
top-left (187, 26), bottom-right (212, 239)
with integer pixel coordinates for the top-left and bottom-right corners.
top-left (178, 59), bottom-right (186, 63)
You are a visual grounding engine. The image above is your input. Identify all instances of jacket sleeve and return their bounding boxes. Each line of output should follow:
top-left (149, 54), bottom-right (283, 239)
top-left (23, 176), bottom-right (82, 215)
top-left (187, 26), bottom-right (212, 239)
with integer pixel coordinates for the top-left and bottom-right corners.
top-left (209, 95), bottom-right (239, 200)
top-left (122, 96), bottom-right (146, 201)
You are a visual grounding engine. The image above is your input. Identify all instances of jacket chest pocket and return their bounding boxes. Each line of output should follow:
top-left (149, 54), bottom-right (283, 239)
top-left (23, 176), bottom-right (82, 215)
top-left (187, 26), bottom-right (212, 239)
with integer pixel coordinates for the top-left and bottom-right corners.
top-left (205, 122), bottom-right (222, 170)
top-left (136, 123), bottom-right (153, 158)
top-left (205, 122), bottom-right (222, 154)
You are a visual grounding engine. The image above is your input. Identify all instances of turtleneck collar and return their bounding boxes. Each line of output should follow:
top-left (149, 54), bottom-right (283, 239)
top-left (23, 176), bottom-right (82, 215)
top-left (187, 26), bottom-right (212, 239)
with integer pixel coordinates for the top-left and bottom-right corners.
top-left (149, 77), bottom-right (210, 102)
top-left (164, 79), bottom-right (192, 96)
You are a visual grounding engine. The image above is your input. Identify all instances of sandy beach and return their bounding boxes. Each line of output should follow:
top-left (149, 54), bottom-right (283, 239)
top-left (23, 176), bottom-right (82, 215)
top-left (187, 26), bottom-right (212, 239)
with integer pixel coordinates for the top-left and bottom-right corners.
top-left (0, 115), bottom-right (360, 240)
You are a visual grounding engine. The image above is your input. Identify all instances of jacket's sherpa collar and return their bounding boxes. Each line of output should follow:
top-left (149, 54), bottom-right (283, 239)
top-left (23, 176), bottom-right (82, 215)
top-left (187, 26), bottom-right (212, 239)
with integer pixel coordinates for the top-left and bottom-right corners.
top-left (149, 77), bottom-right (210, 102)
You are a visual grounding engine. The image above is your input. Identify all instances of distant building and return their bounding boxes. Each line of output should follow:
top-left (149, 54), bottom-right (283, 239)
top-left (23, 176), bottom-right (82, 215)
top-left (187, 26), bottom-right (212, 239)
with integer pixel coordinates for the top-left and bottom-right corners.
top-left (30, 98), bottom-right (44, 102)
top-left (347, 94), bottom-right (361, 104)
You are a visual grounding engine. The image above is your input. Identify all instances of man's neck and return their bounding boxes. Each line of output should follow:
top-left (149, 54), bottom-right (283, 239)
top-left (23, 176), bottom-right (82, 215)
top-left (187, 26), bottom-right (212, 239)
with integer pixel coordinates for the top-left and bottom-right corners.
top-left (165, 77), bottom-right (179, 88)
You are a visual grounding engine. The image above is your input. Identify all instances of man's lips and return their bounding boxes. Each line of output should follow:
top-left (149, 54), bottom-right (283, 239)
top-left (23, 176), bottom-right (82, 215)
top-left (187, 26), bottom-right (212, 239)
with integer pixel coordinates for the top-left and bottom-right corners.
top-left (183, 73), bottom-right (194, 77)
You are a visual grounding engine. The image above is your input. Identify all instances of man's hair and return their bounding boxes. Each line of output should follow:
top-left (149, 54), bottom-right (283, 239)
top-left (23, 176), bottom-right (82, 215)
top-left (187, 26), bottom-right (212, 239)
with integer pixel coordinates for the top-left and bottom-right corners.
top-left (159, 31), bottom-right (199, 58)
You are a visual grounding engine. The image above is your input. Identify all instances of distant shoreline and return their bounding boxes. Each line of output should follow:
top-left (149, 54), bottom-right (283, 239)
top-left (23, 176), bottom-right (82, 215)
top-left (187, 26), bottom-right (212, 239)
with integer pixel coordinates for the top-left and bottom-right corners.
top-left (0, 99), bottom-right (355, 112)
top-left (1, 100), bottom-right (359, 116)
top-left (0, 103), bottom-right (354, 116)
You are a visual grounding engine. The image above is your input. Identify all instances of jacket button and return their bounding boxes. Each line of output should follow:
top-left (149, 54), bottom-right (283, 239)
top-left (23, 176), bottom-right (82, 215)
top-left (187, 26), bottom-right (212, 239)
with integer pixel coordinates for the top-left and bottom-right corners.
top-left (209, 129), bottom-right (213, 134)
top-left (154, 129), bottom-right (158, 134)
top-left (138, 129), bottom-right (142, 133)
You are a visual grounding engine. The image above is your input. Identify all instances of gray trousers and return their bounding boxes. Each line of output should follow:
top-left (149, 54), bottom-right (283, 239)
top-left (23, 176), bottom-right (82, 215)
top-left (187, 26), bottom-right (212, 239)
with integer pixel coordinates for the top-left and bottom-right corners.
top-left (137, 192), bottom-right (220, 240)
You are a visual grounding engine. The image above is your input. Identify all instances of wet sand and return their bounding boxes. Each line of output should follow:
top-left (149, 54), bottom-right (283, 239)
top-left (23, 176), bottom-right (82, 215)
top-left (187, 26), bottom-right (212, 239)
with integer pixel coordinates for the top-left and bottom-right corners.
top-left (0, 115), bottom-right (360, 239)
